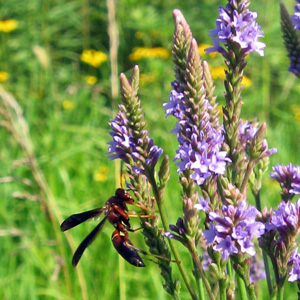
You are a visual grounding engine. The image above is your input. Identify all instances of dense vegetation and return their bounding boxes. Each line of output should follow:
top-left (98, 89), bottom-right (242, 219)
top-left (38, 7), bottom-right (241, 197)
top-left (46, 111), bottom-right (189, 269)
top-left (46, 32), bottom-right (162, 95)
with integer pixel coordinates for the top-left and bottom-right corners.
top-left (0, 0), bottom-right (299, 299)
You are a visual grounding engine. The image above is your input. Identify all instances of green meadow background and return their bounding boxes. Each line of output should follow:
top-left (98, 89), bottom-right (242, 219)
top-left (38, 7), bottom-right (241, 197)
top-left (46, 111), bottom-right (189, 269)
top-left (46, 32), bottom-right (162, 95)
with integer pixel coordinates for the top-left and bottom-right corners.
top-left (0, 0), bottom-right (300, 299)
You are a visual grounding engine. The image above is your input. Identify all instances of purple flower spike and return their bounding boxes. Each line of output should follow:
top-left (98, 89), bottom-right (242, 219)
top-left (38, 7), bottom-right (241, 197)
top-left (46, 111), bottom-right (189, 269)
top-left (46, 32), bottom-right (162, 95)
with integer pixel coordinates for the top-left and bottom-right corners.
top-left (205, 200), bottom-right (264, 260)
top-left (164, 81), bottom-right (231, 186)
top-left (174, 120), bottom-right (230, 186)
top-left (289, 260), bottom-right (300, 282)
top-left (288, 248), bottom-right (300, 282)
top-left (163, 81), bottom-right (185, 119)
top-left (268, 199), bottom-right (300, 238)
top-left (108, 112), bottom-right (133, 161)
top-left (206, 1), bottom-right (266, 56)
top-left (291, 0), bottom-right (300, 30)
top-left (108, 109), bottom-right (163, 172)
top-left (239, 121), bottom-right (258, 144)
top-left (145, 146), bottom-right (163, 168)
top-left (270, 163), bottom-right (300, 201)
top-left (280, 2), bottom-right (300, 77)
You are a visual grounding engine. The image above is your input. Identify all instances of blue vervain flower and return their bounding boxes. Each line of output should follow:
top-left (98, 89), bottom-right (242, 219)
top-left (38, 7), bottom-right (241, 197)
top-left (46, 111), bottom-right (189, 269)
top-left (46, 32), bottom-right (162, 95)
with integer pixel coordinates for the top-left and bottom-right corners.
top-left (270, 163), bottom-right (300, 201)
top-left (108, 111), bottom-right (137, 161)
top-left (239, 121), bottom-right (258, 145)
top-left (175, 126), bottom-right (230, 186)
top-left (292, 0), bottom-right (300, 30)
top-left (204, 200), bottom-right (265, 261)
top-left (288, 247), bottom-right (300, 282)
top-left (164, 82), bottom-right (230, 186)
top-left (108, 109), bottom-right (163, 173)
top-left (194, 196), bottom-right (210, 212)
top-left (206, 1), bottom-right (266, 56)
top-left (267, 199), bottom-right (300, 238)
top-left (280, 2), bottom-right (300, 77)
top-left (163, 81), bottom-right (185, 119)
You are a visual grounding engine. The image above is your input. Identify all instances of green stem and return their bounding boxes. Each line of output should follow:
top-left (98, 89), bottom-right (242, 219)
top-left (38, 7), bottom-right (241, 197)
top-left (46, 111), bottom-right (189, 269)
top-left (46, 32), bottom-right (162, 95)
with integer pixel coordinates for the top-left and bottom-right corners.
top-left (173, 291), bottom-right (181, 300)
top-left (271, 294), bottom-right (277, 300)
top-left (213, 283), bottom-right (219, 299)
top-left (219, 278), bottom-right (227, 300)
top-left (253, 191), bottom-right (273, 296)
top-left (276, 285), bottom-right (284, 300)
top-left (198, 278), bottom-right (205, 300)
top-left (149, 173), bottom-right (197, 300)
top-left (227, 260), bottom-right (235, 296)
top-left (227, 260), bottom-right (233, 281)
top-left (262, 251), bottom-right (273, 296)
top-left (254, 190), bottom-right (262, 212)
top-left (236, 272), bottom-right (249, 300)
top-left (193, 264), bottom-right (201, 300)
top-left (186, 240), bottom-right (215, 300)
top-left (240, 160), bottom-right (255, 195)
top-left (216, 177), bottom-right (226, 204)
top-left (249, 287), bottom-right (258, 300)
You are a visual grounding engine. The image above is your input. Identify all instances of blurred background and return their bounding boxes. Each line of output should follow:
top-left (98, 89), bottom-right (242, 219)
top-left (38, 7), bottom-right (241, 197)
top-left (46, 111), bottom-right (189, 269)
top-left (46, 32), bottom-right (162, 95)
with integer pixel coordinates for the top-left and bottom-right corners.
top-left (0, 0), bottom-right (299, 299)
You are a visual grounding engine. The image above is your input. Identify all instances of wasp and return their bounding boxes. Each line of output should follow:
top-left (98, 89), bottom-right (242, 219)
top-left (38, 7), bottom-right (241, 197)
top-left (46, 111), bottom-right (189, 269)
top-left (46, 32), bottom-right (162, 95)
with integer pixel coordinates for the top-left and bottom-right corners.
top-left (61, 188), bottom-right (145, 267)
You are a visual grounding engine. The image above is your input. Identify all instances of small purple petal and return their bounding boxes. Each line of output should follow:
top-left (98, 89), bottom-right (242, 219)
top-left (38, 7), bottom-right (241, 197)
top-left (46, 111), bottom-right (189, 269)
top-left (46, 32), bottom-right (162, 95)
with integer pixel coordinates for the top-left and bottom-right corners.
top-left (194, 196), bottom-right (210, 212)
top-left (203, 223), bottom-right (217, 244)
top-left (213, 236), bottom-right (238, 261)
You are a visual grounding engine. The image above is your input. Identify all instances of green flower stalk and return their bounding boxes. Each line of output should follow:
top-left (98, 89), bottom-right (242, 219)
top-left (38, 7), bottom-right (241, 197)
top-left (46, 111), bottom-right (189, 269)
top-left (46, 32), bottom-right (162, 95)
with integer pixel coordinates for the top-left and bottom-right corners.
top-left (164, 8), bottom-right (231, 300)
top-left (258, 164), bottom-right (300, 299)
top-left (108, 66), bottom-right (185, 299)
top-left (206, 0), bottom-right (267, 190)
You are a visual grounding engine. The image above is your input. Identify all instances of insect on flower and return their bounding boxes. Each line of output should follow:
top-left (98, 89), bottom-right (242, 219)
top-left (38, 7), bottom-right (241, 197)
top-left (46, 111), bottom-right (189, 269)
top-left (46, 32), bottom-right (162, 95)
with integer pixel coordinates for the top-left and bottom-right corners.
top-left (61, 188), bottom-right (146, 267)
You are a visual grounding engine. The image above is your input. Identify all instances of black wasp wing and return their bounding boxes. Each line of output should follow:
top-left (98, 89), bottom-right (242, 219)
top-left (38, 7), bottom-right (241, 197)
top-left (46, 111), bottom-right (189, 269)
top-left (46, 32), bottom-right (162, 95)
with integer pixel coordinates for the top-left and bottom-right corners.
top-left (72, 216), bottom-right (107, 267)
top-left (60, 207), bottom-right (104, 232)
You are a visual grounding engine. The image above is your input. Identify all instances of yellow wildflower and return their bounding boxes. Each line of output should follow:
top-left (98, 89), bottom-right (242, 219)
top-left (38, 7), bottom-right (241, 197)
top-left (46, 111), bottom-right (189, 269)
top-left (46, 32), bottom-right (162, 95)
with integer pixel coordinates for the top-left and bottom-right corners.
top-left (210, 66), bottom-right (226, 80)
top-left (198, 43), bottom-right (217, 57)
top-left (0, 71), bottom-right (9, 82)
top-left (129, 47), bottom-right (169, 60)
top-left (0, 19), bottom-right (18, 33)
top-left (241, 76), bottom-right (252, 88)
top-left (93, 166), bottom-right (108, 182)
top-left (62, 100), bottom-right (75, 110)
top-left (80, 50), bottom-right (108, 68)
top-left (84, 75), bottom-right (97, 85)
